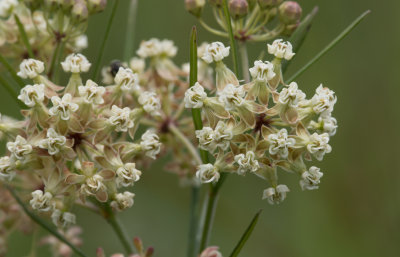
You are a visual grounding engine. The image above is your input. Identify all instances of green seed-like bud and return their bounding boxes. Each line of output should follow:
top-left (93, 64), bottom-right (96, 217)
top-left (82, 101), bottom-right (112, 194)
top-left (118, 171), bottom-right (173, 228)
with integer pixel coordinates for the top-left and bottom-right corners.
top-left (278, 1), bottom-right (302, 24)
top-left (87, 0), bottom-right (107, 14)
top-left (185, 0), bottom-right (206, 18)
top-left (229, 0), bottom-right (249, 20)
top-left (71, 1), bottom-right (89, 22)
top-left (209, 0), bottom-right (223, 8)
top-left (257, 0), bottom-right (283, 9)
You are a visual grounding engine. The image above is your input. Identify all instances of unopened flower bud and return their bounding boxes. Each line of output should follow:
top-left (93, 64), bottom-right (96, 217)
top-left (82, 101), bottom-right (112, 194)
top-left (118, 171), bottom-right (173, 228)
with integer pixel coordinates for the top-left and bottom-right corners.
top-left (185, 0), bottom-right (205, 18)
top-left (278, 1), bottom-right (302, 24)
top-left (71, 1), bottom-right (89, 22)
top-left (87, 0), bottom-right (107, 14)
top-left (229, 0), bottom-right (248, 20)
top-left (257, 0), bottom-right (282, 9)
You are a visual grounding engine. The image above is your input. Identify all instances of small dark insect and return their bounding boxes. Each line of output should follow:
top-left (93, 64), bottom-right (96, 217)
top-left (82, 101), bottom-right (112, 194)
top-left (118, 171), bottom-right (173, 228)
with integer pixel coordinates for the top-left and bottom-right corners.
top-left (110, 60), bottom-right (124, 77)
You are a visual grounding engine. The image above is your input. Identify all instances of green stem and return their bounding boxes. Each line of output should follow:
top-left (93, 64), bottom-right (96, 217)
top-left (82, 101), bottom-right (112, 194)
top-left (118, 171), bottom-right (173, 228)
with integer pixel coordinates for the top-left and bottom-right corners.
top-left (169, 123), bottom-right (202, 165)
top-left (101, 203), bottom-right (135, 255)
top-left (0, 53), bottom-right (25, 88)
top-left (14, 14), bottom-right (34, 58)
top-left (222, 0), bottom-right (239, 75)
top-left (287, 10), bottom-right (371, 83)
top-left (198, 19), bottom-right (228, 38)
top-left (48, 41), bottom-right (62, 80)
top-left (238, 41), bottom-right (250, 82)
top-left (123, 0), bottom-right (138, 61)
top-left (187, 185), bottom-right (201, 257)
top-left (6, 185), bottom-right (88, 257)
top-left (92, 0), bottom-right (120, 80)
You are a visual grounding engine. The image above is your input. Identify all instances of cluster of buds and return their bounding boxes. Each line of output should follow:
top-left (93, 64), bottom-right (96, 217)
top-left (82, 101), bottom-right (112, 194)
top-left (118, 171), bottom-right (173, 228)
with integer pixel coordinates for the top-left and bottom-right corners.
top-left (185, 0), bottom-right (302, 41)
top-left (184, 39), bottom-right (337, 204)
top-left (0, 0), bottom-right (107, 68)
top-left (0, 53), bottom-right (162, 232)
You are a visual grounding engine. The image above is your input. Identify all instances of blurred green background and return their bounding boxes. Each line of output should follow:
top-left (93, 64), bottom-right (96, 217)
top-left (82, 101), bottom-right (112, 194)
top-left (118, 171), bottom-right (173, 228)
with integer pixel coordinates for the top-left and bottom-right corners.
top-left (4, 0), bottom-right (400, 256)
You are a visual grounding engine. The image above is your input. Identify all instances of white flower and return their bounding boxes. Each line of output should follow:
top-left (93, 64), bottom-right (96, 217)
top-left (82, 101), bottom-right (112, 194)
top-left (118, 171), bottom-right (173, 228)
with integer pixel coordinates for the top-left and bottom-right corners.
top-left (38, 128), bottom-right (66, 155)
top-left (267, 129), bottom-right (295, 158)
top-left (307, 133), bottom-right (332, 161)
top-left (17, 59), bottom-right (45, 79)
top-left (158, 39), bottom-right (178, 57)
top-left (184, 82), bottom-right (207, 108)
top-left (200, 246), bottom-right (223, 257)
top-left (18, 84), bottom-right (45, 107)
top-left (78, 79), bottom-right (105, 105)
top-left (49, 94), bottom-right (79, 120)
top-left (249, 60), bottom-right (275, 82)
top-left (213, 121), bottom-right (233, 150)
top-left (138, 91), bottom-right (161, 115)
top-left (114, 67), bottom-right (139, 91)
top-left (196, 127), bottom-right (216, 152)
top-left (308, 114), bottom-right (338, 136)
top-left (30, 190), bottom-right (54, 212)
top-left (0, 156), bottom-right (14, 181)
top-left (108, 105), bottom-right (135, 132)
top-left (140, 130), bottom-right (161, 159)
top-left (234, 151), bottom-right (259, 175)
top-left (0, 0), bottom-right (18, 18)
top-left (196, 163), bottom-right (220, 183)
top-left (111, 191), bottom-right (135, 211)
top-left (201, 42), bottom-right (230, 63)
top-left (267, 39), bottom-right (295, 60)
top-left (82, 174), bottom-right (106, 196)
top-left (116, 163), bottom-right (142, 188)
top-left (7, 135), bottom-right (32, 160)
top-left (74, 35), bottom-right (88, 51)
top-left (61, 53), bottom-right (91, 73)
top-left (137, 38), bottom-right (161, 58)
top-left (311, 85), bottom-right (337, 117)
top-left (262, 185), bottom-right (290, 204)
top-left (129, 57), bottom-right (145, 73)
top-left (278, 82), bottom-right (306, 107)
top-left (51, 209), bottom-right (76, 227)
top-left (218, 84), bottom-right (245, 110)
top-left (300, 166), bottom-right (323, 190)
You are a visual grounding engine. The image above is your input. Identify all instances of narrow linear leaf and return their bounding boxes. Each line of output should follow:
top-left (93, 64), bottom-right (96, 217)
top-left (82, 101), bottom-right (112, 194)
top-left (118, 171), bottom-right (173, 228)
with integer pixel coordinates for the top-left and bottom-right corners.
top-left (229, 209), bottom-right (263, 257)
top-left (282, 6), bottom-right (319, 74)
top-left (92, 0), bottom-right (120, 80)
top-left (222, 0), bottom-right (239, 76)
top-left (6, 186), bottom-right (88, 257)
top-left (14, 14), bottom-right (34, 58)
top-left (0, 75), bottom-right (25, 109)
top-left (0, 53), bottom-right (25, 88)
top-left (123, 0), bottom-right (138, 61)
top-left (287, 10), bottom-right (371, 83)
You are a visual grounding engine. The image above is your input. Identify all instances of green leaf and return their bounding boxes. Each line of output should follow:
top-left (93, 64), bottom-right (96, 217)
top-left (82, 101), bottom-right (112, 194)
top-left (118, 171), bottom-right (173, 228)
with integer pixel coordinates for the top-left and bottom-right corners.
top-left (287, 10), bottom-right (371, 83)
top-left (14, 14), bottom-right (34, 58)
top-left (229, 209), bottom-right (263, 257)
top-left (222, 0), bottom-right (239, 76)
top-left (282, 6), bottom-right (319, 74)
top-left (6, 186), bottom-right (88, 257)
top-left (92, 0), bottom-right (120, 80)
top-left (123, 0), bottom-right (139, 61)
top-left (0, 53), bottom-right (25, 88)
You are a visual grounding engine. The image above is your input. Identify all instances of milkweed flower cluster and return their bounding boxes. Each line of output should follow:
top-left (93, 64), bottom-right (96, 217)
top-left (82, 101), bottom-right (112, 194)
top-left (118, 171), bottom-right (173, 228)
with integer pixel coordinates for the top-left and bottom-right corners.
top-left (0, 0), bottom-right (106, 68)
top-left (0, 53), bottom-right (162, 233)
top-left (180, 39), bottom-right (338, 204)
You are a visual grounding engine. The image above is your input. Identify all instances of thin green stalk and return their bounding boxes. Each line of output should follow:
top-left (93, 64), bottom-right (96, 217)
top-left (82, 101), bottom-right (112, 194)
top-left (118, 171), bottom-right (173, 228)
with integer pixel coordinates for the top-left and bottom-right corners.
top-left (123, 0), bottom-right (138, 61)
top-left (0, 54), bottom-right (25, 88)
top-left (101, 203), bottom-right (135, 255)
top-left (238, 41), bottom-right (250, 82)
top-left (229, 210), bottom-right (262, 257)
top-left (188, 26), bottom-right (208, 257)
top-left (169, 124), bottom-right (202, 165)
top-left (14, 14), bottom-right (34, 58)
top-left (48, 41), bottom-right (62, 79)
top-left (6, 185), bottom-right (88, 257)
top-left (92, 0), bottom-right (120, 80)
top-left (0, 75), bottom-right (25, 109)
top-left (222, 0), bottom-right (239, 75)
top-left (199, 18), bottom-right (228, 38)
top-left (282, 6), bottom-right (319, 74)
top-left (287, 10), bottom-right (371, 83)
